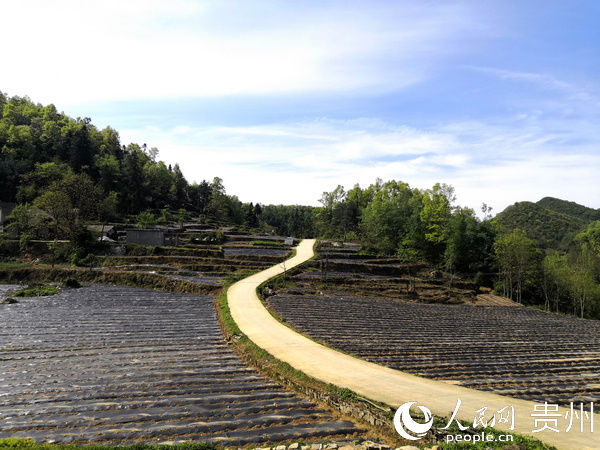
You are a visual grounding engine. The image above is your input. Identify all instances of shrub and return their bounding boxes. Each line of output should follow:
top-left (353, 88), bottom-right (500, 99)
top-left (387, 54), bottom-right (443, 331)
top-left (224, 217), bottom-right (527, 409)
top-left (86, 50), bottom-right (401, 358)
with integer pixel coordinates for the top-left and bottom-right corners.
top-left (0, 240), bottom-right (20, 257)
top-left (62, 278), bottom-right (81, 288)
top-left (136, 211), bottom-right (156, 228)
top-left (13, 284), bottom-right (60, 297)
top-left (337, 387), bottom-right (358, 402)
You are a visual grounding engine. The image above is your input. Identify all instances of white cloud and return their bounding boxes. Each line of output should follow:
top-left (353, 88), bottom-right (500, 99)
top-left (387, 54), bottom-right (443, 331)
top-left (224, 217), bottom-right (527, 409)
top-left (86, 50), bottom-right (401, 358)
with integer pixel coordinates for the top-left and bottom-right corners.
top-left (0, 1), bottom-right (487, 105)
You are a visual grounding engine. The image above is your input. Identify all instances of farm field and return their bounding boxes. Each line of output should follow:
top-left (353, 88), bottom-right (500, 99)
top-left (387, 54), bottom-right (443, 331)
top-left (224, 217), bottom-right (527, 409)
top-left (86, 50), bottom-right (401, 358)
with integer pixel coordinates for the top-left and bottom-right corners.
top-left (0, 284), bottom-right (364, 446)
top-left (267, 294), bottom-right (600, 406)
top-left (265, 244), bottom-right (600, 407)
top-left (299, 244), bottom-right (481, 305)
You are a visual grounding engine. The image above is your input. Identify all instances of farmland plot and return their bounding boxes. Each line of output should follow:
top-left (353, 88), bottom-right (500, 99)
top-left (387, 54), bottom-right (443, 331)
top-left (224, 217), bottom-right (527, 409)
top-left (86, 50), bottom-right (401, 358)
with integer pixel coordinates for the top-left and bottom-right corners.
top-left (306, 246), bottom-right (479, 305)
top-left (267, 293), bottom-right (600, 406)
top-left (0, 285), bottom-right (363, 445)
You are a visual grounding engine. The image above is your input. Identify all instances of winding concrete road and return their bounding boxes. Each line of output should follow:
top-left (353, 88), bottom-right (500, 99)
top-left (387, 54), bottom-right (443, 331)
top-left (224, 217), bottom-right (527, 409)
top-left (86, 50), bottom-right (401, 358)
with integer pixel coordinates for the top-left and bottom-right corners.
top-left (227, 239), bottom-right (599, 449)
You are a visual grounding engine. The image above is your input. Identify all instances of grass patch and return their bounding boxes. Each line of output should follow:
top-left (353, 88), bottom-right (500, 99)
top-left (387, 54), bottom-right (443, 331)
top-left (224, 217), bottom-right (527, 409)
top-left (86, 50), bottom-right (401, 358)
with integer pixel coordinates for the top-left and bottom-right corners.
top-left (0, 438), bottom-right (216, 450)
top-left (0, 267), bottom-right (218, 295)
top-left (12, 284), bottom-right (60, 297)
top-left (337, 387), bottom-right (358, 402)
top-left (0, 262), bottom-right (31, 270)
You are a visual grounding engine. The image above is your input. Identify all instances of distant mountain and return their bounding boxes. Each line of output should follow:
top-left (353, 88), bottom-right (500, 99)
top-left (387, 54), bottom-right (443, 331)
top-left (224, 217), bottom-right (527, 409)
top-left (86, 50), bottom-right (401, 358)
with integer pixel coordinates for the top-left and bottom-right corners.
top-left (537, 197), bottom-right (600, 223)
top-left (493, 199), bottom-right (591, 249)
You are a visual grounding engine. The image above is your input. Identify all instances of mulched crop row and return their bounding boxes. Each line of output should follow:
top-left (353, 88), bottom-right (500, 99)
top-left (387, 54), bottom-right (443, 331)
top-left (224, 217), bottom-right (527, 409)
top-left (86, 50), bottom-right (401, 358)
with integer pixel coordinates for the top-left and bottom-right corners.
top-left (0, 285), bottom-right (364, 445)
top-left (223, 248), bottom-right (289, 257)
top-left (267, 293), bottom-right (600, 406)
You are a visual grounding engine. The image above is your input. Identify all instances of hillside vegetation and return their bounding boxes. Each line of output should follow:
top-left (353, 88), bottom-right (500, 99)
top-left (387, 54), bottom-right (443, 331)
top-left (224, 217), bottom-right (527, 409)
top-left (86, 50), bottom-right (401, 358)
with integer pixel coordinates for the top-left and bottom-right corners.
top-left (538, 196), bottom-right (600, 223)
top-left (493, 201), bottom-right (586, 249)
top-left (0, 92), bottom-right (253, 224)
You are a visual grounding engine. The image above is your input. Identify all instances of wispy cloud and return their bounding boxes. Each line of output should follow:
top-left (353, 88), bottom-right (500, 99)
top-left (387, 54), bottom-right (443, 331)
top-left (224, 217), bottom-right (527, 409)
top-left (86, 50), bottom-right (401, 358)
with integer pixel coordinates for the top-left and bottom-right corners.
top-left (119, 112), bottom-right (600, 212)
top-left (464, 65), bottom-right (600, 110)
top-left (1, 1), bottom-right (490, 104)
top-left (466, 66), bottom-right (576, 92)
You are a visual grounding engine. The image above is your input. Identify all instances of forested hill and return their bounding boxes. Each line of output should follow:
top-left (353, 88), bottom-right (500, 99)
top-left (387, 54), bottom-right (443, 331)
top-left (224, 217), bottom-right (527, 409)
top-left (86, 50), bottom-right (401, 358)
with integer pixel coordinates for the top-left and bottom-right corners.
top-left (0, 92), bottom-right (240, 222)
top-left (537, 197), bottom-right (600, 223)
top-left (493, 198), bottom-right (598, 249)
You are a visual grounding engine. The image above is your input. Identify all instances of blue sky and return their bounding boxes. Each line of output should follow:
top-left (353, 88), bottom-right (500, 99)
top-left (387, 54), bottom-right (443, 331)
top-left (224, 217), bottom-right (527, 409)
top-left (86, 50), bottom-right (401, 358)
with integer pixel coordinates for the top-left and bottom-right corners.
top-left (2, 0), bottom-right (599, 213)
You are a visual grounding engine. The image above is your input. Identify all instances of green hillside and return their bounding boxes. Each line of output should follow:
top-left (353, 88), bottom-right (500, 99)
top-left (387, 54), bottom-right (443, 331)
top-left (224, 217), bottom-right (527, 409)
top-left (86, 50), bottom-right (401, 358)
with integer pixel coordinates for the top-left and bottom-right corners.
top-left (537, 196), bottom-right (600, 223)
top-left (493, 200), bottom-right (587, 249)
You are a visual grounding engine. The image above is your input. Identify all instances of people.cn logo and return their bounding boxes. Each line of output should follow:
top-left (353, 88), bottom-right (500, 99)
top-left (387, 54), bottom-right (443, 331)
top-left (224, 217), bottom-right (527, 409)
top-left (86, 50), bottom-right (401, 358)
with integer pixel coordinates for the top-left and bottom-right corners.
top-left (393, 401), bottom-right (434, 441)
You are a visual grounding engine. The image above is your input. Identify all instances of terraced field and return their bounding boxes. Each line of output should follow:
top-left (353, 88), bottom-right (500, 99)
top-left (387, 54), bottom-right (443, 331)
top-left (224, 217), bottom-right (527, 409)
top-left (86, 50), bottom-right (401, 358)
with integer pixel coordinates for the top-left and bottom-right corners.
top-left (267, 293), bottom-right (600, 407)
top-left (301, 245), bottom-right (479, 305)
top-left (0, 284), bottom-right (364, 445)
top-left (92, 241), bottom-right (293, 291)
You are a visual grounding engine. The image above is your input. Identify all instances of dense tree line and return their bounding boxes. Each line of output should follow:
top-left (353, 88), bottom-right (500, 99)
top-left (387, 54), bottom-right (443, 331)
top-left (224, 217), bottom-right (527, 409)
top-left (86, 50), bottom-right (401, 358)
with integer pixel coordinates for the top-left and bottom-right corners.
top-left (317, 180), bottom-right (600, 319)
top-left (259, 205), bottom-right (319, 238)
top-left (317, 179), bottom-right (496, 281)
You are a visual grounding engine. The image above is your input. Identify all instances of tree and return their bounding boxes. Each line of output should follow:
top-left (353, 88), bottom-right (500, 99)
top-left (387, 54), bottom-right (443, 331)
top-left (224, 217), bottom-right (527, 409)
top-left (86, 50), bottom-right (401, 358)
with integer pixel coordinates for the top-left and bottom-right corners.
top-left (144, 160), bottom-right (174, 208)
top-left (95, 154), bottom-right (120, 193)
top-left (208, 177), bottom-right (230, 222)
top-left (444, 208), bottom-right (496, 279)
top-left (58, 172), bottom-right (103, 220)
top-left (317, 185), bottom-right (346, 238)
top-left (172, 164), bottom-right (188, 207)
top-left (575, 221), bottom-right (600, 256)
top-left (420, 183), bottom-right (455, 261)
top-left (494, 229), bottom-right (541, 303)
top-left (254, 203), bottom-right (263, 219)
top-left (5, 204), bottom-right (37, 237)
top-left (245, 202), bottom-right (259, 228)
top-left (98, 191), bottom-right (119, 223)
top-left (541, 252), bottom-right (565, 312)
top-left (177, 208), bottom-right (190, 229)
top-left (360, 181), bottom-right (415, 255)
top-left (189, 180), bottom-right (212, 214)
top-left (122, 146), bottom-right (146, 213)
top-left (34, 190), bottom-right (74, 237)
top-left (16, 162), bottom-right (73, 204)
top-left (61, 118), bottom-right (93, 172)
top-left (568, 249), bottom-right (596, 318)
top-left (0, 154), bottom-right (19, 202)
top-left (136, 211), bottom-right (156, 228)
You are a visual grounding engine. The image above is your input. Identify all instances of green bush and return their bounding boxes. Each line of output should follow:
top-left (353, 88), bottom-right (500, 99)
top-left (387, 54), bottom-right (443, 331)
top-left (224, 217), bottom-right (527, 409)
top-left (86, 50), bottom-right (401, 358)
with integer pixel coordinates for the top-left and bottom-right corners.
top-left (337, 387), bottom-right (358, 402)
top-left (136, 211), bottom-right (156, 228)
top-left (61, 278), bottom-right (81, 288)
top-left (12, 284), bottom-right (60, 297)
